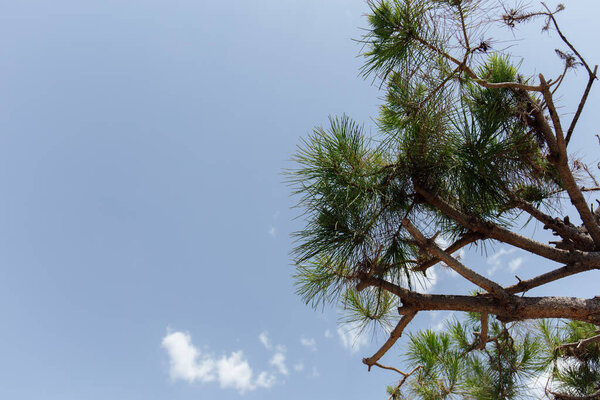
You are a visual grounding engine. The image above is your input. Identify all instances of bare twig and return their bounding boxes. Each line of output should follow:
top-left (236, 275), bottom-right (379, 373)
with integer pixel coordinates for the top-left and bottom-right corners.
top-left (566, 65), bottom-right (598, 146)
top-left (363, 312), bottom-right (417, 368)
top-left (504, 263), bottom-right (599, 295)
top-left (384, 365), bottom-right (423, 400)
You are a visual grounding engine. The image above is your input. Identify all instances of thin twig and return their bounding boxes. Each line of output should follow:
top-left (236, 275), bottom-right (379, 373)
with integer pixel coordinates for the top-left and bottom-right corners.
top-left (363, 312), bottom-right (417, 368)
top-left (384, 365), bottom-right (423, 400)
top-left (566, 65), bottom-right (598, 145)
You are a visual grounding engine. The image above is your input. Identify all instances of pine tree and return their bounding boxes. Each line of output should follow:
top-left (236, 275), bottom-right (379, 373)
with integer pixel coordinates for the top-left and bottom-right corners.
top-left (289, 1), bottom-right (600, 398)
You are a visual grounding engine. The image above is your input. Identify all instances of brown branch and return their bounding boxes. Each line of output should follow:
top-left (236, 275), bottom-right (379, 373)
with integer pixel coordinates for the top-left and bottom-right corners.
top-left (384, 365), bottom-right (422, 400)
top-left (540, 74), bottom-right (600, 247)
top-left (540, 2), bottom-right (594, 76)
top-left (411, 35), bottom-right (543, 91)
top-left (413, 232), bottom-right (481, 273)
top-left (515, 199), bottom-right (595, 251)
top-left (359, 276), bottom-right (600, 325)
top-left (402, 218), bottom-right (509, 300)
top-left (550, 388), bottom-right (600, 400)
top-left (505, 263), bottom-right (599, 295)
top-left (457, 2), bottom-right (470, 50)
top-left (566, 65), bottom-right (598, 146)
top-left (557, 333), bottom-right (600, 353)
top-left (362, 311), bottom-right (417, 368)
top-left (475, 312), bottom-right (489, 350)
top-left (414, 185), bottom-right (600, 266)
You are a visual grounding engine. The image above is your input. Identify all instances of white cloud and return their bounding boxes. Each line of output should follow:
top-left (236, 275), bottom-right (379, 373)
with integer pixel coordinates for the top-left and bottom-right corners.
top-left (487, 248), bottom-right (525, 276)
top-left (275, 344), bottom-right (287, 353)
top-left (162, 331), bottom-right (216, 383)
top-left (269, 352), bottom-right (289, 376)
top-left (337, 321), bottom-right (369, 354)
top-left (429, 311), bottom-right (455, 332)
top-left (258, 331), bottom-right (272, 350)
top-left (300, 337), bottom-right (317, 352)
top-left (311, 366), bottom-right (320, 378)
top-left (528, 368), bottom-right (552, 399)
top-left (161, 330), bottom-right (277, 394)
top-left (217, 351), bottom-right (264, 392)
top-left (293, 362), bottom-right (305, 372)
top-left (268, 226), bottom-right (276, 238)
top-left (413, 266), bottom-right (437, 294)
top-left (487, 248), bottom-right (515, 276)
top-left (508, 257), bottom-right (523, 273)
top-left (324, 329), bottom-right (333, 339)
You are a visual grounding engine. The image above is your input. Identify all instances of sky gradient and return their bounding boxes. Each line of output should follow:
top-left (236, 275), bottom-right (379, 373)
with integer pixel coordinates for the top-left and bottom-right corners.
top-left (0, 1), bottom-right (598, 399)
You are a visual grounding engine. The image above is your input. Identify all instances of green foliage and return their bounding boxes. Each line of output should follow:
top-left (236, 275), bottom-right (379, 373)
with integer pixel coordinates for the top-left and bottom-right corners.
top-left (388, 317), bottom-right (600, 399)
top-left (288, 0), bottom-right (566, 344)
top-left (289, 1), bottom-right (597, 398)
top-left (396, 316), bottom-right (544, 399)
top-left (537, 320), bottom-right (600, 397)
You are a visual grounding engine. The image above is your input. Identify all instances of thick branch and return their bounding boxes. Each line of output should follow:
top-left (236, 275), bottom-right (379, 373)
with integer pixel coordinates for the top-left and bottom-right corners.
top-left (475, 313), bottom-right (489, 350)
top-left (359, 276), bottom-right (600, 325)
top-left (362, 312), bottom-right (417, 367)
top-left (403, 218), bottom-right (509, 300)
top-left (539, 74), bottom-right (600, 247)
top-left (414, 185), bottom-right (600, 266)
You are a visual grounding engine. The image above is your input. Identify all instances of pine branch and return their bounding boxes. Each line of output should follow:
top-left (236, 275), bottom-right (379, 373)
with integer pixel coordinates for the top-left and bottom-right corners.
top-left (539, 74), bottom-right (600, 247)
top-left (402, 218), bottom-right (509, 300)
top-left (412, 232), bottom-right (481, 273)
top-left (414, 185), bottom-right (599, 266)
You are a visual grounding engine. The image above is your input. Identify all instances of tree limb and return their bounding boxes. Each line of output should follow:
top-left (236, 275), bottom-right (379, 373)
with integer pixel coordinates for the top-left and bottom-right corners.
top-left (539, 74), bottom-right (600, 247)
top-left (363, 311), bottom-right (417, 367)
top-left (413, 232), bottom-right (481, 273)
top-left (515, 199), bottom-right (595, 251)
top-left (504, 263), bottom-right (599, 294)
top-left (402, 218), bottom-right (509, 300)
top-left (566, 65), bottom-right (598, 145)
top-left (359, 275), bottom-right (600, 325)
top-left (414, 185), bottom-right (600, 266)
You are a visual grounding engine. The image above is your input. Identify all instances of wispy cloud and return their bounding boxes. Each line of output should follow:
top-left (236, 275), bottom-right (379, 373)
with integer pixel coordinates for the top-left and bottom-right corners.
top-left (337, 321), bottom-right (369, 354)
top-left (293, 362), bottom-right (305, 372)
top-left (270, 352), bottom-right (289, 376)
top-left (311, 366), bottom-right (320, 378)
top-left (508, 257), bottom-right (523, 273)
top-left (300, 337), bottom-right (317, 352)
top-left (258, 331), bottom-right (272, 350)
top-left (162, 331), bottom-right (277, 394)
top-left (268, 226), bottom-right (277, 238)
top-left (413, 266), bottom-right (437, 293)
top-left (487, 248), bottom-right (524, 276)
top-left (324, 329), bottom-right (333, 339)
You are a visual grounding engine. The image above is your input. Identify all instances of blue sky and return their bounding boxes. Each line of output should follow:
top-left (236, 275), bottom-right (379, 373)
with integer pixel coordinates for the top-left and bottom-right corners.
top-left (0, 1), bottom-right (598, 399)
